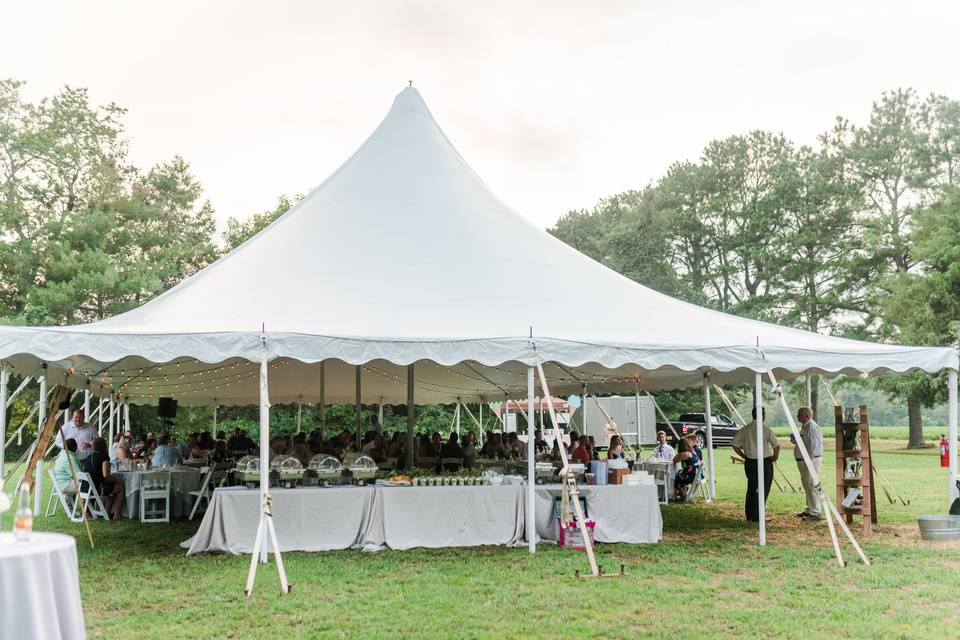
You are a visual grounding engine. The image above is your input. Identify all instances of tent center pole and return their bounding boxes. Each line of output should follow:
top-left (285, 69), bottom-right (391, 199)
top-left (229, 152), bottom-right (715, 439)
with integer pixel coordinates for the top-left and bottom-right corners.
top-left (526, 367), bottom-right (536, 554)
top-left (355, 366), bottom-right (362, 449)
top-left (703, 373), bottom-right (715, 501)
top-left (949, 369), bottom-right (958, 506)
top-left (755, 372), bottom-right (766, 545)
top-left (405, 365), bottom-right (415, 471)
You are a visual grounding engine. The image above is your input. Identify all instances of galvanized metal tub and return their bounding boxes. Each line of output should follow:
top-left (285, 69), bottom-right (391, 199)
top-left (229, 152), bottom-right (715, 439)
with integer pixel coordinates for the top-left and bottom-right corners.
top-left (917, 515), bottom-right (960, 541)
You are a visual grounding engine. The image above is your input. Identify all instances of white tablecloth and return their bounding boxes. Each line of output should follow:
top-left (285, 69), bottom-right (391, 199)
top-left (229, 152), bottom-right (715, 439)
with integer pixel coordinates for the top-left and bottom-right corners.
top-left (0, 532), bottom-right (86, 640)
top-left (183, 483), bottom-right (660, 554)
top-left (115, 468), bottom-right (202, 519)
top-left (182, 486), bottom-right (375, 555)
top-left (359, 485), bottom-right (525, 551)
top-left (535, 485), bottom-right (662, 544)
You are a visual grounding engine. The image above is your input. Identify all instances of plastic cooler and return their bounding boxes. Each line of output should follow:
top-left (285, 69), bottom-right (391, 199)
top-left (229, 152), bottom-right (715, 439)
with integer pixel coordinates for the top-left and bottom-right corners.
top-left (590, 460), bottom-right (608, 485)
top-left (557, 517), bottom-right (596, 549)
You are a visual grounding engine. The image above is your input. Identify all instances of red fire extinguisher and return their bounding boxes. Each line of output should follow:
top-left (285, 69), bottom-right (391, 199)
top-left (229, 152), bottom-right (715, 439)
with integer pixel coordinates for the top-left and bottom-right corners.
top-left (941, 435), bottom-right (950, 468)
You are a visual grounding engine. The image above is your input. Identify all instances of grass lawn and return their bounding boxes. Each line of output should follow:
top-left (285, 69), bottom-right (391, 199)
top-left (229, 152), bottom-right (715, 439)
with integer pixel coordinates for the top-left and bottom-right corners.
top-left (7, 437), bottom-right (960, 640)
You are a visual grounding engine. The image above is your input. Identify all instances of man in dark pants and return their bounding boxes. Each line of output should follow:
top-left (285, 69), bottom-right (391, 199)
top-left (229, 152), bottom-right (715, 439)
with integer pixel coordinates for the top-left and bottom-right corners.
top-left (732, 407), bottom-right (780, 522)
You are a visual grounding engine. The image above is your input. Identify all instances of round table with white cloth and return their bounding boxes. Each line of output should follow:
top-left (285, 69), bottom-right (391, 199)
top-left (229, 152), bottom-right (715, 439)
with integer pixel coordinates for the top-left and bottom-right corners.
top-left (114, 467), bottom-right (202, 519)
top-left (0, 532), bottom-right (86, 640)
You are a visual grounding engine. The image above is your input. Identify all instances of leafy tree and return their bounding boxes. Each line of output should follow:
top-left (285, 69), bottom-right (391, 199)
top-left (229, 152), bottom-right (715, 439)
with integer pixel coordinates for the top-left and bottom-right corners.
top-left (0, 80), bottom-right (217, 325)
top-left (222, 194), bottom-right (301, 250)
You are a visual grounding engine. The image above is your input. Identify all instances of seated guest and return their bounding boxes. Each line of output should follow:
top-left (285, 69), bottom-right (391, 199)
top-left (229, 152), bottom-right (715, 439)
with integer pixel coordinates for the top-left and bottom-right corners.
top-left (109, 432), bottom-right (122, 460)
top-left (386, 431), bottom-right (403, 459)
top-left (533, 430), bottom-right (549, 455)
top-left (212, 440), bottom-right (229, 463)
top-left (461, 432), bottom-right (478, 466)
top-left (431, 432), bottom-right (442, 455)
top-left (290, 434), bottom-right (310, 465)
top-left (152, 434), bottom-right (182, 467)
top-left (587, 436), bottom-right (598, 460)
top-left (111, 436), bottom-right (132, 465)
top-left (673, 438), bottom-right (701, 500)
top-left (178, 434), bottom-right (194, 459)
top-left (417, 434), bottom-right (435, 459)
top-left (227, 428), bottom-right (243, 452)
top-left (130, 434), bottom-right (146, 459)
top-left (440, 433), bottom-right (463, 471)
top-left (570, 435), bottom-right (592, 465)
top-left (191, 433), bottom-right (213, 460)
top-left (607, 435), bottom-right (625, 460)
top-left (649, 431), bottom-right (675, 462)
top-left (269, 437), bottom-right (287, 461)
top-left (85, 437), bottom-right (125, 520)
top-left (216, 430), bottom-right (227, 446)
top-left (54, 438), bottom-right (80, 494)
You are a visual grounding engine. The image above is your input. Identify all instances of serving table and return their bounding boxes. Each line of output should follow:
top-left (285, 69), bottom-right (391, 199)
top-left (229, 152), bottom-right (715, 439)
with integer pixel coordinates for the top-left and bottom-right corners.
top-left (534, 484), bottom-right (662, 543)
top-left (182, 482), bottom-right (661, 554)
top-left (0, 532), bottom-right (86, 639)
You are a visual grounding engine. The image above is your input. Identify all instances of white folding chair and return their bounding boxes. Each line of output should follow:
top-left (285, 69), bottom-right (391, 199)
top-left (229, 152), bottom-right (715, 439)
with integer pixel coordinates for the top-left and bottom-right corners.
top-left (45, 468), bottom-right (79, 520)
top-left (683, 462), bottom-right (708, 503)
top-left (140, 470), bottom-right (171, 523)
top-left (441, 457), bottom-right (463, 472)
top-left (417, 456), bottom-right (437, 470)
top-left (188, 467), bottom-right (214, 520)
top-left (75, 471), bottom-right (110, 520)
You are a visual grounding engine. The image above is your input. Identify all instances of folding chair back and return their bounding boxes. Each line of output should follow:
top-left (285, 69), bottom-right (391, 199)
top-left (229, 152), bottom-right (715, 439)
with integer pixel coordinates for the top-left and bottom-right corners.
top-left (46, 468), bottom-right (79, 521)
top-left (683, 462), bottom-right (708, 503)
top-left (140, 470), bottom-right (171, 523)
top-left (188, 467), bottom-right (214, 520)
top-left (441, 457), bottom-right (463, 472)
top-left (75, 471), bottom-right (110, 520)
top-left (417, 456), bottom-right (438, 470)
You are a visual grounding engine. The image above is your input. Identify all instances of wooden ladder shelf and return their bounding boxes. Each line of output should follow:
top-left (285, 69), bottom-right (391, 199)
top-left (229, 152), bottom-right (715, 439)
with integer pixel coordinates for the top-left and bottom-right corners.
top-left (834, 405), bottom-right (878, 535)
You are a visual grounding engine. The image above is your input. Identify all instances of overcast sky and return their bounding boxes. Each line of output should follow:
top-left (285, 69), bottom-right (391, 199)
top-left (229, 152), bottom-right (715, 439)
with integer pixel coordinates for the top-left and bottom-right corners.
top-left (3, 1), bottom-right (959, 232)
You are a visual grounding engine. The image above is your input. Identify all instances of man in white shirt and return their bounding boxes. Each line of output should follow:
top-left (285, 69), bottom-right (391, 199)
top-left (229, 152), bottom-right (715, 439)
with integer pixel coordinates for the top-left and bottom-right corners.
top-left (731, 407), bottom-right (780, 523)
top-left (650, 431), bottom-right (675, 463)
top-left (791, 406), bottom-right (823, 520)
top-left (56, 409), bottom-right (95, 461)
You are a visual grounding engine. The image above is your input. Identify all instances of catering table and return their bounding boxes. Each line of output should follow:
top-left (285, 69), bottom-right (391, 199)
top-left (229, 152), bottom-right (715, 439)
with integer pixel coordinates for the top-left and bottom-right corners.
top-left (534, 485), bottom-right (662, 544)
top-left (182, 486), bottom-right (374, 554)
top-left (0, 532), bottom-right (86, 640)
top-left (183, 483), bottom-right (660, 554)
top-left (115, 467), bottom-right (202, 519)
top-left (359, 485), bottom-right (525, 551)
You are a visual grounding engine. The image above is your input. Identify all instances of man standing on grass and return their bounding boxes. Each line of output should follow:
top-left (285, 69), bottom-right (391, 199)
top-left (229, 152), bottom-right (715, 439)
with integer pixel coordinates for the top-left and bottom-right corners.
top-left (791, 406), bottom-right (823, 520)
top-left (732, 407), bottom-right (780, 522)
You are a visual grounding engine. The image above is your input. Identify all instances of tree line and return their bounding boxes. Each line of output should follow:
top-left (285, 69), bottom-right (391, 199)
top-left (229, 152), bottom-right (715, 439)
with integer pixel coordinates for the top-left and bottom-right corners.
top-left (550, 88), bottom-right (960, 446)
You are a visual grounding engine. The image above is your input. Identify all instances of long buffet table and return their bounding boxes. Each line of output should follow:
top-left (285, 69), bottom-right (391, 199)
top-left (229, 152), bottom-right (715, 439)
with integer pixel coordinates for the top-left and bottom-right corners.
top-left (182, 483), bottom-right (661, 554)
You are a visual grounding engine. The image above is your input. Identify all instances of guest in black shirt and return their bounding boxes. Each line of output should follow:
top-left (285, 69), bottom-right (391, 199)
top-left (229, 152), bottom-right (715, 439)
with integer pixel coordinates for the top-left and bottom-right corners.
top-left (85, 437), bottom-right (125, 520)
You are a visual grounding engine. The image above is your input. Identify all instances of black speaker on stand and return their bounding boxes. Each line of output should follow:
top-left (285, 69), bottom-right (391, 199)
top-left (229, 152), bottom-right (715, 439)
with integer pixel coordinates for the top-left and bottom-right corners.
top-left (158, 397), bottom-right (178, 431)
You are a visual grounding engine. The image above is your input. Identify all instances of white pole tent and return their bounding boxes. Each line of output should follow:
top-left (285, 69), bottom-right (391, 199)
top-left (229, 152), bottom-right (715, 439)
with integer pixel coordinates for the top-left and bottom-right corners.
top-left (0, 84), bottom-right (956, 552)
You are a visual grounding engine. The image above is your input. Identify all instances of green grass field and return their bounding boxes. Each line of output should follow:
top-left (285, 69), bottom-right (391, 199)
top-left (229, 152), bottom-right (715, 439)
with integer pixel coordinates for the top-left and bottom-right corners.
top-left (7, 437), bottom-right (960, 640)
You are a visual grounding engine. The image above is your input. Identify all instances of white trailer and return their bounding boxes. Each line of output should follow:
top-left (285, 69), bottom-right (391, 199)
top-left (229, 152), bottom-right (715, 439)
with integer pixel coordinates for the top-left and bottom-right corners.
top-left (570, 395), bottom-right (657, 447)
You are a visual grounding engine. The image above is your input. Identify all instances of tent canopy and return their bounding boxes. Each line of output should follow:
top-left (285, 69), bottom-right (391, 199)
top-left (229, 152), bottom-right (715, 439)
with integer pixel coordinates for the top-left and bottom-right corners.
top-left (0, 87), bottom-right (956, 405)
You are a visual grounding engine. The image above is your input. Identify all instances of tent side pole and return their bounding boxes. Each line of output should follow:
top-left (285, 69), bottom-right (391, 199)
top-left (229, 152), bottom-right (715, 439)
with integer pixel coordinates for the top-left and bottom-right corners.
top-left (949, 368), bottom-right (958, 506)
top-left (703, 373), bottom-right (715, 501)
top-left (97, 398), bottom-right (104, 436)
top-left (0, 367), bottom-right (7, 526)
top-left (377, 398), bottom-right (383, 435)
top-left (755, 372), bottom-right (766, 546)
top-left (405, 365), bottom-right (415, 470)
top-left (34, 375), bottom-right (47, 514)
top-left (319, 361), bottom-right (325, 439)
top-left (456, 398), bottom-right (461, 436)
top-left (355, 366), bottom-right (362, 448)
top-left (526, 366), bottom-right (536, 554)
top-left (582, 384), bottom-right (587, 437)
top-left (83, 388), bottom-right (90, 422)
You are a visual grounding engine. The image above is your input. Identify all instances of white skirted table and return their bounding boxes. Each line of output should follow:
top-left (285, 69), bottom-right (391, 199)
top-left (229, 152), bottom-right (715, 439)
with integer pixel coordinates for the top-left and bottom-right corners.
top-left (534, 484), bottom-right (663, 544)
top-left (182, 483), bottom-right (660, 554)
top-left (114, 468), bottom-right (202, 519)
top-left (0, 532), bottom-right (86, 640)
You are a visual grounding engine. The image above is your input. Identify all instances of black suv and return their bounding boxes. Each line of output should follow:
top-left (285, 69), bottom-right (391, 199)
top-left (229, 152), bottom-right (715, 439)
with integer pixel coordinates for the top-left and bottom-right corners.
top-left (663, 413), bottom-right (740, 449)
